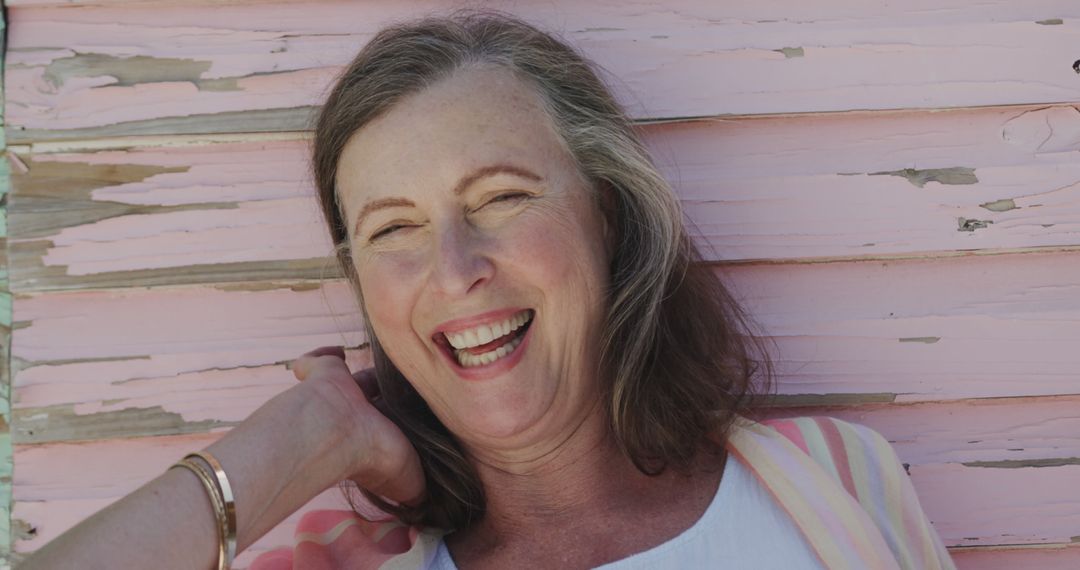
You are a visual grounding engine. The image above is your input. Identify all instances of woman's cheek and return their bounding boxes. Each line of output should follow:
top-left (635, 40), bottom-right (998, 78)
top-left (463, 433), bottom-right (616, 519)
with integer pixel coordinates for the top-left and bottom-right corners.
top-left (357, 252), bottom-right (427, 336)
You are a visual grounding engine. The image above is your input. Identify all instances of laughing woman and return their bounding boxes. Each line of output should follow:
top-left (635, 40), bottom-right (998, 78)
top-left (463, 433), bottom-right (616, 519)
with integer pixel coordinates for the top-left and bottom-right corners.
top-left (23, 11), bottom-right (955, 570)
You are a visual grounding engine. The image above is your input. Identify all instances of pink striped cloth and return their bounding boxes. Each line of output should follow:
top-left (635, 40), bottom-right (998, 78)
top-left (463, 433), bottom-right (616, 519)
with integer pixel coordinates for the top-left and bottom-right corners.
top-left (250, 415), bottom-right (955, 569)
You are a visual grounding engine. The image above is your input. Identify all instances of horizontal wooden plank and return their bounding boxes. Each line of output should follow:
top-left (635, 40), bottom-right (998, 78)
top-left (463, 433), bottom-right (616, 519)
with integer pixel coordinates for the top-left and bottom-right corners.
top-left (7, 137), bottom-right (337, 291)
top-left (7, 1), bottom-right (1080, 140)
top-left (663, 104), bottom-right (1080, 262)
top-left (10, 422), bottom-right (1079, 555)
top-left (951, 543), bottom-right (1080, 570)
top-left (9, 433), bottom-right (362, 567)
top-left (910, 462), bottom-right (1080, 547)
top-left (726, 250), bottom-right (1080, 402)
top-left (765, 395), bottom-right (1080, 467)
top-left (10, 103), bottom-right (1080, 291)
top-left (10, 281), bottom-right (369, 443)
top-left (9, 249), bottom-right (1080, 443)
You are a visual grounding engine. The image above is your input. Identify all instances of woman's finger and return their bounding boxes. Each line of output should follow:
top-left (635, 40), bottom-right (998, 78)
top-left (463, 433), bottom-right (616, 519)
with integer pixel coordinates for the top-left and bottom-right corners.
top-left (352, 368), bottom-right (380, 400)
top-left (289, 346), bottom-right (347, 381)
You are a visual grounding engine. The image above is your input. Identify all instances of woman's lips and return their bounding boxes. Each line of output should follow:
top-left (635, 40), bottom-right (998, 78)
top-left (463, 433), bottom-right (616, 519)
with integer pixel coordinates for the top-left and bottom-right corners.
top-left (438, 312), bottom-right (534, 379)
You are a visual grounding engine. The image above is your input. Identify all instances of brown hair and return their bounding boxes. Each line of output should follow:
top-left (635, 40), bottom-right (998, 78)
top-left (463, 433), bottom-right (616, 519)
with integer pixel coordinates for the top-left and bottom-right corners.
top-left (312, 9), bottom-right (775, 530)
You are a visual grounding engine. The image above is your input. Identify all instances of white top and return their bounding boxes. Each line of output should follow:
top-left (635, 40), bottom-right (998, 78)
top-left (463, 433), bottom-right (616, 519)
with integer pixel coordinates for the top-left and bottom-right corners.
top-left (426, 451), bottom-right (825, 569)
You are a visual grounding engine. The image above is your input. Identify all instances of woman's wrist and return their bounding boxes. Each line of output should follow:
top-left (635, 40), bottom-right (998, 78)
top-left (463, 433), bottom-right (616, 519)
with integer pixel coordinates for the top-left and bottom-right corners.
top-left (203, 381), bottom-right (361, 552)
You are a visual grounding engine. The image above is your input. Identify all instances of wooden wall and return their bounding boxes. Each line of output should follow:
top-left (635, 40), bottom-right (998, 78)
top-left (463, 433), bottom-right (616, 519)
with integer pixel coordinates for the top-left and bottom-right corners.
top-left (3, 0), bottom-right (1080, 567)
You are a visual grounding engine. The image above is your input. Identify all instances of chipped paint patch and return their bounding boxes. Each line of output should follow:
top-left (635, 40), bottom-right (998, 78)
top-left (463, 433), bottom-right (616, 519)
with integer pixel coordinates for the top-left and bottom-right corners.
top-left (980, 199), bottom-right (1018, 212)
top-left (9, 159), bottom-right (195, 239)
top-left (900, 337), bottom-right (940, 344)
top-left (963, 457), bottom-right (1080, 468)
top-left (1036, 19), bottom-right (1064, 25)
top-left (212, 281), bottom-right (323, 293)
top-left (870, 167), bottom-right (978, 188)
top-left (12, 404), bottom-right (235, 444)
top-left (11, 519), bottom-right (35, 541)
top-left (774, 47), bottom-right (804, 58)
top-left (958, 217), bottom-right (993, 232)
top-left (43, 53), bottom-right (212, 90)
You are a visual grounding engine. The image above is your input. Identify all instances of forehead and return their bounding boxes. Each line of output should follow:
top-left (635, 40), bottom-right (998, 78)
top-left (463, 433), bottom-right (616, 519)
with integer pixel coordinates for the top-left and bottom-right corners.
top-left (335, 65), bottom-right (574, 205)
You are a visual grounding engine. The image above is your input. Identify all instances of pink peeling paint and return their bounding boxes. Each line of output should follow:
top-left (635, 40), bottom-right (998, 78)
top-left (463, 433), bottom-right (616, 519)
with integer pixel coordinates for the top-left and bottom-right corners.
top-left (11, 250), bottom-right (1080, 440)
top-left (7, 1), bottom-right (1080, 135)
top-left (910, 462), bottom-right (1080, 546)
top-left (766, 395), bottom-right (1080, 466)
top-left (11, 434), bottom-right (360, 567)
top-left (13, 104), bottom-right (1080, 288)
top-left (42, 199), bottom-right (331, 274)
top-left (723, 250), bottom-right (1080, 401)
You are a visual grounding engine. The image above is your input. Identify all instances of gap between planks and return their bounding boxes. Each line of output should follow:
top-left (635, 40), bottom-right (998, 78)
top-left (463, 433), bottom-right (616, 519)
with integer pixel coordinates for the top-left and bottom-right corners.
top-left (8, 101), bottom-right (1077, 154)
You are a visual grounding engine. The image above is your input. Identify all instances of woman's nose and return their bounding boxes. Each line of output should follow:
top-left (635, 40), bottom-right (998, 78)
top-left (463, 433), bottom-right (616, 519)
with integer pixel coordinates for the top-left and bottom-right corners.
top-left (429, 223), bottom-right (494, 297)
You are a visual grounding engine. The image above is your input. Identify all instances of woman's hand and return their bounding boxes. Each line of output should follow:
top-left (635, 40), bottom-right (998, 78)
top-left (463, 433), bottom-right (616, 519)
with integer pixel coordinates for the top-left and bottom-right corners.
top-left (290, 346), bottom-right (426, 507)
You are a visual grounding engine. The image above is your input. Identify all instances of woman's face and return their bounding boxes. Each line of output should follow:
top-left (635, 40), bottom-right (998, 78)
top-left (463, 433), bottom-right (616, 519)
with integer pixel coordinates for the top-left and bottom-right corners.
top-left (336, 65), bottom-right (612, 454)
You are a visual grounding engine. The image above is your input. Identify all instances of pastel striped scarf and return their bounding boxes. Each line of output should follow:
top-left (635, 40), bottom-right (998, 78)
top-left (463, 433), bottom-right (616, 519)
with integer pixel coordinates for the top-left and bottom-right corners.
top-left (250, 415), bottom-right (956, 569)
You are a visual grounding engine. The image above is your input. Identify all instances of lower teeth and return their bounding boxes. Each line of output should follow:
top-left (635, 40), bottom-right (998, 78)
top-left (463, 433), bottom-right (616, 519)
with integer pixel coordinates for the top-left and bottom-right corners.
top-left (455, 334), bottom-right (524, 368)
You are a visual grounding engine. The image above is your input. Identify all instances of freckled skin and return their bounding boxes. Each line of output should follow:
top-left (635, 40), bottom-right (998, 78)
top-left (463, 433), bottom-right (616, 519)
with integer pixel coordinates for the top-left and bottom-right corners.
top-left (335, 64), bottom-right (611, 458)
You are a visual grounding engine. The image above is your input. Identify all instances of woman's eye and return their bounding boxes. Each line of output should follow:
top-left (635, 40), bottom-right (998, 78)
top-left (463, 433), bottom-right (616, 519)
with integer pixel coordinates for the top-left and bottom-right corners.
top-left (370, 224), bottom-right (410, 241)
top-left (482, 192), bottom-right (529, 208)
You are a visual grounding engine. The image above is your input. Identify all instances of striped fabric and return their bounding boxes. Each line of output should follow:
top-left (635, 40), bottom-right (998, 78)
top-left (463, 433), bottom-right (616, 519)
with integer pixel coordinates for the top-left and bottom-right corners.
top-left (250, 415), bottom-right (955, 569)
top-left (738, 416), bottom-right (956, 569)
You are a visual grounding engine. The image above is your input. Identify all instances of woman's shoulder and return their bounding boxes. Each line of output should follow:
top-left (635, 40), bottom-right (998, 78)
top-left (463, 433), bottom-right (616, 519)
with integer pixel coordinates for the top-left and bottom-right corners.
top-left (732, 414), bottom-right (956, 570)
top-left (730, 414), bottom-right (904, 495)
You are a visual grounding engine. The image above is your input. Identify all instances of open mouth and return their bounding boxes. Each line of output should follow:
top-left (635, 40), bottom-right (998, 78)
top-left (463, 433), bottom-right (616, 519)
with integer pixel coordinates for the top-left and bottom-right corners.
top-left (436, 309), bottom-right (534, 368)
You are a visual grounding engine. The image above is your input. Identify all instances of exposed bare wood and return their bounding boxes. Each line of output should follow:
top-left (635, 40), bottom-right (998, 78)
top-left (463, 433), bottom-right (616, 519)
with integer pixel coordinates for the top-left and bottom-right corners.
top-left (7, 1), bottom-right (1080, 140)
top-left (8, 103), bottom-right (1080, 292)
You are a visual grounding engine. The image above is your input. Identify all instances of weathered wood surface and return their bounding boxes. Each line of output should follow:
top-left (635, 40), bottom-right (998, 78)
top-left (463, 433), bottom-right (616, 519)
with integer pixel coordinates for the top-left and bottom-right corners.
top-left (11, 249), bottom-right (1080, 445)
top-left (7, 0), bottom-right (1080, 141)
top-left (951, 544), bottom-right (1080, 570)
top-left (9, 433), bottom-right (360, 568)
top-left (766, 395), bottom-right (1080, 467)
top-left (11, 282), bottom-right (368, 444)
top-left (0, 148), bottom-right (13, 565)
top-left (13, 397), bottom-right (1080, 560)
top-left (9, 102), bottom-right (1080, 292)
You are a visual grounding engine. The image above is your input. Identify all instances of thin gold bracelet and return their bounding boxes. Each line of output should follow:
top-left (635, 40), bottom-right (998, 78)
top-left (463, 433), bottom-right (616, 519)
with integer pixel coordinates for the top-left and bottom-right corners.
top-left (171, 458), bottom-right (228, 569)
top-left (186, 451), bottom-right (237, 568)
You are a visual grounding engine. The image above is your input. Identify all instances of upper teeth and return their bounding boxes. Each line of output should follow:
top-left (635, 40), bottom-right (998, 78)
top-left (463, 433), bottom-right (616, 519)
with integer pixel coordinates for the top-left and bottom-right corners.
top-left (445, 310), bottom-right (531, 349)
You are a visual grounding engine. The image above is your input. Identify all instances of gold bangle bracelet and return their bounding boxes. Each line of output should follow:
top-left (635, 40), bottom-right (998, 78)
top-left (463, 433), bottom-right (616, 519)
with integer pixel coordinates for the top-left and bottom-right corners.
top-left (186, 451), bottom-right (237, 568)
top-left (171, 458), bottom-right (228, 570)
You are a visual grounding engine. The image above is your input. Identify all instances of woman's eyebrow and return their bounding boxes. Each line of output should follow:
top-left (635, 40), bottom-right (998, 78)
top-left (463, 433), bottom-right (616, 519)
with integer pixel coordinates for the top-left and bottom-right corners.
top-left (452, 163), bottom-right (542, 195)
top-left (352, 164), bottom-right (543, 236)
top-left (353, 197), bottom-right (416, 237)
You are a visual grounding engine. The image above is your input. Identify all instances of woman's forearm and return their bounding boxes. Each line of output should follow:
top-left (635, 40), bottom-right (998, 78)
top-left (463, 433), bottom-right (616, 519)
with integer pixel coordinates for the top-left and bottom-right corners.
top-left (20, 381), bottom-right (353, 570)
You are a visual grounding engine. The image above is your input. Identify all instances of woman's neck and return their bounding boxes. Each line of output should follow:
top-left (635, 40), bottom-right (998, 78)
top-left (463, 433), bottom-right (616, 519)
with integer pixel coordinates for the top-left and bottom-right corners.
top-left (447, 408), bottom-right (727, 568)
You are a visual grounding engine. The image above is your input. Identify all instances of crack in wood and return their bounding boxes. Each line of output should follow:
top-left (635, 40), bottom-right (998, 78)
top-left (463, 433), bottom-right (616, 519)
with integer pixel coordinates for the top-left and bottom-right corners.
top-left (758, 393), bottom-right (897, 407)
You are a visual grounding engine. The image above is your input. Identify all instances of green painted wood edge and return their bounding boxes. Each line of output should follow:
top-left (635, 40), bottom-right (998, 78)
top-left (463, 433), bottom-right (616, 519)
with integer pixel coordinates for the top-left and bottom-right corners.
top-left (0, 6), bottom-right (15, 565)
